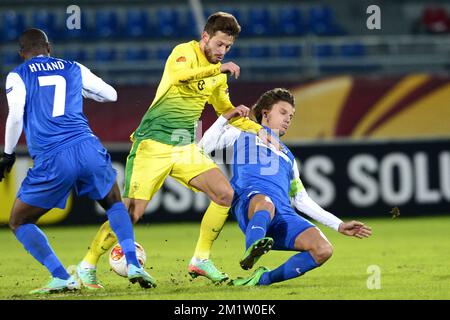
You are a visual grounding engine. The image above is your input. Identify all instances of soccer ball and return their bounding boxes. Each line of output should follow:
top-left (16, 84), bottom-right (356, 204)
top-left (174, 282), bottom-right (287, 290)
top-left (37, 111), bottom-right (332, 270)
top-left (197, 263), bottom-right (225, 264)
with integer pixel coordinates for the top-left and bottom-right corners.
top-left (109, 242), bottom-right (146, 277)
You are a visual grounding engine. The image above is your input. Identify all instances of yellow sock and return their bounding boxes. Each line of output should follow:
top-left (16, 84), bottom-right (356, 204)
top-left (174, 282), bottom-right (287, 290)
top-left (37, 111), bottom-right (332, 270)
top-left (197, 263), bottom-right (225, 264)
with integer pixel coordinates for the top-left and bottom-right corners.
top-left (82, 221), bottom-right (118, 266)
top-left (193, 201), bottom-right (230, 260)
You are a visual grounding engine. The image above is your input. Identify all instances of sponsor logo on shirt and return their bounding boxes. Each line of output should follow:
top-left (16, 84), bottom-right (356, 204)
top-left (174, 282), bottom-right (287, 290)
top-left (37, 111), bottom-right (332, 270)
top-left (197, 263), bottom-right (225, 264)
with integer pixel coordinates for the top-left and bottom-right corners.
top-left (176, 56), bottom-right (186, 62)
top-left (6, 87), bottom-right (13, 94)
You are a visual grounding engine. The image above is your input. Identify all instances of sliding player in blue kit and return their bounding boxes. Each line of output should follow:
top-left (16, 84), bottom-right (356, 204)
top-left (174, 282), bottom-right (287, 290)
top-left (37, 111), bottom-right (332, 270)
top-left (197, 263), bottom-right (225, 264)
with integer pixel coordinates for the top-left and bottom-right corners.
top-left (199, 88), bottom-right (372, 286)
top-left (0, 29), bottom-right (155, 294)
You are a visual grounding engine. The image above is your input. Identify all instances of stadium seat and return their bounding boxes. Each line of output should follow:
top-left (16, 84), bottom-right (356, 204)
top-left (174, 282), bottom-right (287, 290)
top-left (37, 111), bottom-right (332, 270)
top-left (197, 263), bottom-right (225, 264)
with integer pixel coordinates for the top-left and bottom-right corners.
top-left (226, 46), bottom-right (242, 59)
top-left (313, 44), bottom-right (334, 58)
top-left (184, 9), bottom-right (209, 38)
top-left (32, 10), bottom-right (58, 40)
top-left (307, 5), bottom-right (344, 36)
top-left (125, 9), bottom-right (150, 39)
top-left (94, 48), bottom-right (117, 62)
top-left (246, 8), bottom-right (272, 36)
top-left (62, 48), bottom-right (88, 62)
top-left (125, 47), bottom-right (150, 61)
top-left (277, 6), bottom-right (306, 36)
top-left (340, 43), bottom-right (366, 57)
top-left (248, 45), bottom-right (271, 58)
top-left (3, 50), bottom-right (21, 66)
top-left (278, 44), bottom-right (302, 58)
top-left (155, 8), bottom-right (179, 37)
top-left (1, 11), bottom-right (25, 42)
top-left (156, 47), bottom-right (172, 61)
top-left (94, 10), bottom-right (119, 39)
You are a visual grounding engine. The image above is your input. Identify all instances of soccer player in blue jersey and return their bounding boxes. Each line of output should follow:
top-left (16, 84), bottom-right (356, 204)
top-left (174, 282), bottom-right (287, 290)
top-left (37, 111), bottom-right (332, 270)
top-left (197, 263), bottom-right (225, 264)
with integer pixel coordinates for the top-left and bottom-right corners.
top-left (199, 88), bottom-right (372, 286)
top-left (0, 28), bottom-right (156, 294)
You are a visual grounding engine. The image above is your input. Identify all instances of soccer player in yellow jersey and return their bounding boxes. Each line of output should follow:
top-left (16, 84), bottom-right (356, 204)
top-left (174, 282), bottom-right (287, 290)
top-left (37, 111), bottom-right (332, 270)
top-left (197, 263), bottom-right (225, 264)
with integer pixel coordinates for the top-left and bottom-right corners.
top-left (76, 12), bottom-right (274, 288)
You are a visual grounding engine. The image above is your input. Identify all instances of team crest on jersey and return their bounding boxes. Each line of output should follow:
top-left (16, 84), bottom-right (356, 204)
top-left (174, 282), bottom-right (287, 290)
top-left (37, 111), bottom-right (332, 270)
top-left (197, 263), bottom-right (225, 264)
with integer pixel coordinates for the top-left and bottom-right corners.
top-left (6, 87), bottom-right (13, 94)
top-left (176, 56), bottom-right (186, 62)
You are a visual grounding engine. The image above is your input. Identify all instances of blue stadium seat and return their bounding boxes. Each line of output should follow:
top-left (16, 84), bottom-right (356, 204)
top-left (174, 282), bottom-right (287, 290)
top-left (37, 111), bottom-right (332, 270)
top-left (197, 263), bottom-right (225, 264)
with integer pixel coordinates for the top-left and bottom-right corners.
top-left (94, 48), bottom-right (117, 62)
top-left (125, 9), bottom-right (150, 39)
top-left (156, 47), bottom-right (172, 61)
top-left (3, 50), bottom-right (21, 66)
top-left (62, 48), bottom-right (88, 62)
top-left (155, 8), bottom-right (179, 37)
top-left (278, 44), bottom-right (302, 58)
top-left (184, 10), bottom-right (209, 37)
top-left (313, 44), bottom-right (334, 58)
top-left (94, 10), bottom-right (119, 39)
top-left (1, 11), bottom-right (25, 42)
top-left (248, 45), bottom-right (271, 58)
top-left (308, 5), bottom-right (344, 36)
top-left (125, 47), bottom-right (150, 61)
top-left (226, 46), bottom-right (241, 59)
top-left (32, 10), bottom-right (58, 40)
top-left (246, 8), bottom-right (272, 36)
top-left (340, 43), bottom-right (366, 57)
top-left (277, 6), bottom-right (306, 36)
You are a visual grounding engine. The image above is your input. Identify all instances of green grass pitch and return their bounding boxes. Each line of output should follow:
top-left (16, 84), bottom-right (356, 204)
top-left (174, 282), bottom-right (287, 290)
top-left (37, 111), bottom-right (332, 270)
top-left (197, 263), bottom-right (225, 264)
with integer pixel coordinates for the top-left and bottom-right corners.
top-left (0, 216), bottom-right (449, 300)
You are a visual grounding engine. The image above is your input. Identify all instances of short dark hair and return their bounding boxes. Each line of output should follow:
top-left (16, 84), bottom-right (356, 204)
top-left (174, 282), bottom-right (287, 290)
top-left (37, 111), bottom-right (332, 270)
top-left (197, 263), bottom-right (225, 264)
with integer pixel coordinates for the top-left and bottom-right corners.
top-left (204, 12), bottom-right (241, 38)
top-left (19, 28), bottom-right (49, 53)
top-left (252, 88), bottom-right (295, 124)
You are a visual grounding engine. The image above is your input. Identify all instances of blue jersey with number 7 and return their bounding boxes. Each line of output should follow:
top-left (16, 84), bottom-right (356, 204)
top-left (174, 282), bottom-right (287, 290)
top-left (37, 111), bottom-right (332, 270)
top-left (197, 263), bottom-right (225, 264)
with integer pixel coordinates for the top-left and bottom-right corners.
top-left (10, 56), bottom-right (94, 158)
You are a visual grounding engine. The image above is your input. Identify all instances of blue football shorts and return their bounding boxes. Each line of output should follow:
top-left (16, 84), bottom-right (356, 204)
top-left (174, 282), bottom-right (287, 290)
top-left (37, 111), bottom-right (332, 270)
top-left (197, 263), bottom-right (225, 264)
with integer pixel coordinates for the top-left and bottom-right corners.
top-left (231, 188), bottom-right (316, 251)
top-left (18, 137), bottom-right (116, 209)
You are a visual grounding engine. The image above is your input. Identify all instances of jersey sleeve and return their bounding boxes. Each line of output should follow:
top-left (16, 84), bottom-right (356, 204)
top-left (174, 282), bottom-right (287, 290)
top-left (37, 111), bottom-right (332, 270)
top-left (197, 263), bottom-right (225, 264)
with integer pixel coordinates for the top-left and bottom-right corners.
top-left (76, 62), bottom-right (117, 102)
top-left (167, 45), bottom-right (222, 85)
top-left (208, 81), bottom-right (263, 134)
top-left (290, 158), bottom-right (343, 231)
top-left (198, 116), bottom-right (241, 154)
top-left (4, 73), bottom-right (25, 154)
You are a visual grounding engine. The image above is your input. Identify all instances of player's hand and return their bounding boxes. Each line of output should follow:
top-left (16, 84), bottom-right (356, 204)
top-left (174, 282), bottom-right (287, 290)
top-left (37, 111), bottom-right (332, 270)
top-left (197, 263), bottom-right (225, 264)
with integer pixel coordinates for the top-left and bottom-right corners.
top-left (223, 105), bottom-right (250, 120)
top-left (257, 129), bottom-right (281, 151)
top-left (220, 62), bottom-right (240, 79)
top-left (338, 220), bottom-right (372, 238)
top-left (0, 152), bottom-right (16, 182)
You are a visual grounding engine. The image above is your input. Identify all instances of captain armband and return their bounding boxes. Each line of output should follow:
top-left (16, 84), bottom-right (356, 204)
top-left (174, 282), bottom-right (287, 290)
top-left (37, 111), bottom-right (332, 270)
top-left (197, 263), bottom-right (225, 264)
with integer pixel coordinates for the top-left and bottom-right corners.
top-left (289, 178), bottom-right (305, 197)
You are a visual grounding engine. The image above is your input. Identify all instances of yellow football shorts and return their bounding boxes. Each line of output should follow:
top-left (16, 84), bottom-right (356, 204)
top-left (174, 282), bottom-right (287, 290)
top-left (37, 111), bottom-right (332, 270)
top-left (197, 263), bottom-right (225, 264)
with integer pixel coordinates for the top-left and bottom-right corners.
top-left (123, 138), bottom-right (217, 200)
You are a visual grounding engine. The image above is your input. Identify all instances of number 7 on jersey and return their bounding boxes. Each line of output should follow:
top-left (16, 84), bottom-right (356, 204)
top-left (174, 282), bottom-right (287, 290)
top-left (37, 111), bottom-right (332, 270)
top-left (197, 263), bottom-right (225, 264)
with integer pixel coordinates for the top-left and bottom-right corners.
top-left (38, 75), bottom-right (67, 117)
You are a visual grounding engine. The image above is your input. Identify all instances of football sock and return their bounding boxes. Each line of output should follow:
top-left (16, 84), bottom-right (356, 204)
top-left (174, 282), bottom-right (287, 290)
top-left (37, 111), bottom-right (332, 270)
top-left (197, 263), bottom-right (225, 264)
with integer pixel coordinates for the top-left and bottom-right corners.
top-left (258, 251), bottom-right (319, 285)
top-left (193, 201), bottom-right (230, 260)
top-left (15, 224), bottom-right (70, 280)
top-left (245, 210), bottom-right (271, 250)
top-left (106, 202), bottom-right (140, 268)
top-left (82, 221), bottom-right (117, 267)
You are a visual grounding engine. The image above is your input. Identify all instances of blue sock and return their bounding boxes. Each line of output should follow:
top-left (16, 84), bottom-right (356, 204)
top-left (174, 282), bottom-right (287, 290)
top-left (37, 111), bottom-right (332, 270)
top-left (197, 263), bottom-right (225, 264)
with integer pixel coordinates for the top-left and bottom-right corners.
top-left (15, 224), bottom-right (70, 280)
top-left (258, 251), bottom-right (319, 285)
top-left (245, 210), bottom-right (271, 250)
top-left (106, 202), bottom-right (140, 268)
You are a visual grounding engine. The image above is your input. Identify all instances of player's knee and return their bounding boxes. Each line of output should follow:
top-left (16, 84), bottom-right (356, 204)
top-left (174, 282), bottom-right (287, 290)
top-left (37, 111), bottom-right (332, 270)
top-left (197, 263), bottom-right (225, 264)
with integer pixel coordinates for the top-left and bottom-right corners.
top-left (8, 216), bottom-right (22, 233)
top-left (257, 199), bottom-right (275, 215)
top-left (312, 243), bottom-right (333, 265)
top-left (211, 185), bottom-right (234, 207)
